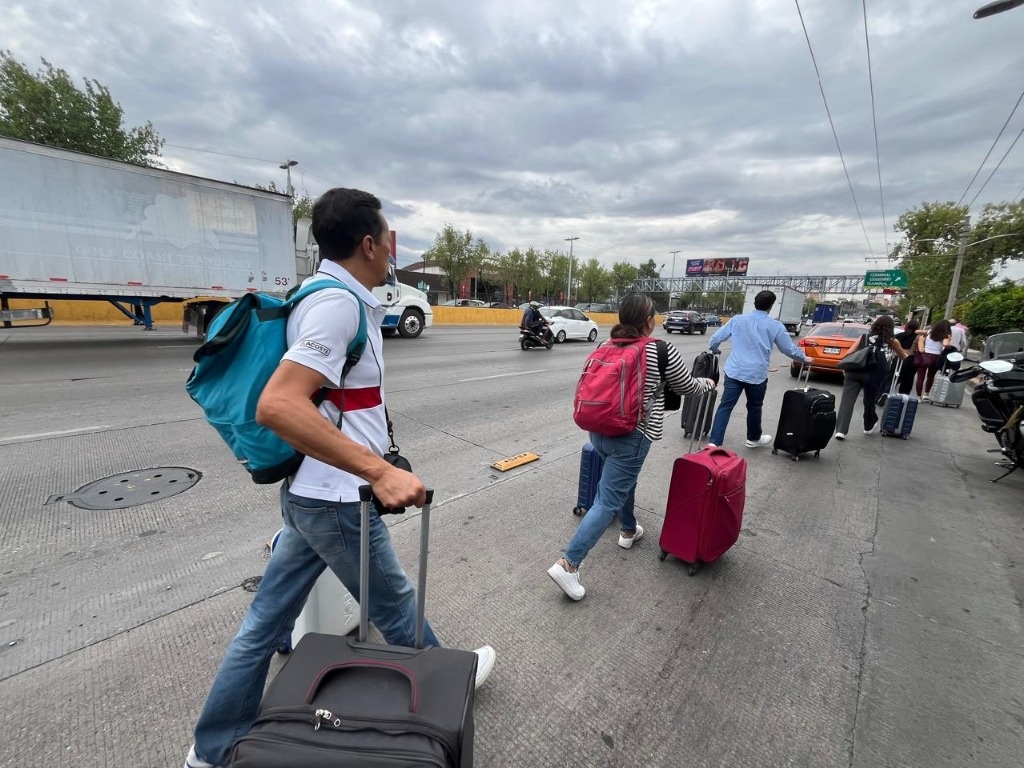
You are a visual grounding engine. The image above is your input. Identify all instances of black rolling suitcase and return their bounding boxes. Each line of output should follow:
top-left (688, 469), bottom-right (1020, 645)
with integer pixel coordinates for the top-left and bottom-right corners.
top-left (573, 441), bottom-right (603, 517)
top-left (681, 351), bottom-right (719, 438)
top-left (228, 486), bottom-right (477, 768)
top-left (772, 365), bottom-right (836, 461)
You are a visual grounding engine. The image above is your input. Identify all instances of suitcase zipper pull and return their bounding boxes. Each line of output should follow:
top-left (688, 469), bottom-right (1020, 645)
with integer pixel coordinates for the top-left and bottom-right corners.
top-left (314, 708), bottom-right (335, 730)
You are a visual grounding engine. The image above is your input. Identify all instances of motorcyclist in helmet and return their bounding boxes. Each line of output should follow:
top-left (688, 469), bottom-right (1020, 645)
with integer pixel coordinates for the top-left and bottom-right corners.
top-left (520, 301), bottom-right (552, 342)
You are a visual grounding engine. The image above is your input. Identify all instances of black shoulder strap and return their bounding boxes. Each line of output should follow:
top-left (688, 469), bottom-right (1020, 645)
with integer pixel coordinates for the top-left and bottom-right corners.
top-left (655, 339), bottom-right (669, 379)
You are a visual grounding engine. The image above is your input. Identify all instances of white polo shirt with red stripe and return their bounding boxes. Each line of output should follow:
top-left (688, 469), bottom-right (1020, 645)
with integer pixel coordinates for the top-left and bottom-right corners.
top-left (282, 259), bottom-right (389, 503)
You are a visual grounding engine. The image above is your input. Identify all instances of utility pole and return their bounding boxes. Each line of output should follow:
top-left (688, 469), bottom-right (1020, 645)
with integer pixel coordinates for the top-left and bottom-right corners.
top-left (565, 236), bottom-right (579, 305)
top-left (669, 250), bottom-right (682, 308)
top-left (279, 159), bottom-right (298, 197)
top-left (944, 215), bottom-right (970, 320)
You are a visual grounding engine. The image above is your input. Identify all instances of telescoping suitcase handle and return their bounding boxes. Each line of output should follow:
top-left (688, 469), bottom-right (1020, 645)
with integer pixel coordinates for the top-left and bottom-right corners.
top-left (357, 485), bottom-right (434, 649)
top-left (687, 384), bottom-right (716, 454)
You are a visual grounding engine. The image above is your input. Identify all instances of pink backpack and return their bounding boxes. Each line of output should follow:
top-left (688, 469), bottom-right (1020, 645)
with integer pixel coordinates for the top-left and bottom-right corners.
top-left (573, 337), bottom-right (661, 436)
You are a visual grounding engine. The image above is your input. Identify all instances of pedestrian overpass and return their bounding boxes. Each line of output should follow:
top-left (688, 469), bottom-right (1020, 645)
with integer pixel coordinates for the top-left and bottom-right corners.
top-left (630, 274), bottom-right (870, 297)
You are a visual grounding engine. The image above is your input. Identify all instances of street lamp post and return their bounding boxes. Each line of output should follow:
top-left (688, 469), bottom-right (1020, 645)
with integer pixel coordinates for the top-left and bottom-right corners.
top-left (945, 217), bottom-right (971, 320)
top-left (279, 159), bottom-right (298, 197)
top-left (669, 250), bottom-right (681, 309)
top-left (565, 236), bottom-right (579, 305)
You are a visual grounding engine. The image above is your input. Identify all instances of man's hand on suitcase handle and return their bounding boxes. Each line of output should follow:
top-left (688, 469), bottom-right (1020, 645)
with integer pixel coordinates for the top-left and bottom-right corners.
top-left (363, 465), bottom-right (427, 513)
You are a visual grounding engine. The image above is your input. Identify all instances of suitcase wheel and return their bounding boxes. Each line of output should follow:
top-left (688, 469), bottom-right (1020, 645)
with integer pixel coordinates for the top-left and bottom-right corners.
top-left (276, 641), bottom-right (292, 655)
top-left (687, 563), bottom-right (700, 576)
top-left (814, 450), bottom-right (820, 458)
top-left (771, 448), bottom-right (778, 455)
top-left (572, 506), bottom-right (586, 517)
top-left (659, 550), bottom-right (668, 562)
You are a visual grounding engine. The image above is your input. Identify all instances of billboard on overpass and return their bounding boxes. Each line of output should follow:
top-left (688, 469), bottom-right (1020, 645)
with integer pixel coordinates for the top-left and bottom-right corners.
top-left (685, 257), bottom-right (750, 276)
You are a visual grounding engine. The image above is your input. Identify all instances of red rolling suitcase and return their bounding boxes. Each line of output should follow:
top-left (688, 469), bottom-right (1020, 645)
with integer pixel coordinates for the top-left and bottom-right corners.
top-left (659, 398), bottom-right (747, 575)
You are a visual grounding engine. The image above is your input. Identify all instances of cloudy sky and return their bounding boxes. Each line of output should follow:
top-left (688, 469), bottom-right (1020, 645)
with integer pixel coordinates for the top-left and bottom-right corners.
top-left (7, 0), bottom-right (1024, 281)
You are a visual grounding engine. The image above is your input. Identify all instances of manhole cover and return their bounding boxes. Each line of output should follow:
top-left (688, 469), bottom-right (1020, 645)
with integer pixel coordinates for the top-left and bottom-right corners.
top-left (46, 467), bottom-right (201, 510)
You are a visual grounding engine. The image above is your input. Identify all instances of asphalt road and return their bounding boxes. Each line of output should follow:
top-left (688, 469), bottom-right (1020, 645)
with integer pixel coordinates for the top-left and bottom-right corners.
top-left (0, 324), bottom-right (1022, 768)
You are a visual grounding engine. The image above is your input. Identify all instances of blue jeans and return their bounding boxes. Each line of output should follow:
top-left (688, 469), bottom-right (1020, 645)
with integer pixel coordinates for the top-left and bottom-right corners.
top-left (192, 485), bottom-right (439, 766)
top-left (564, 430), bottom-right (651, 568)
top-left (708, 375), bottom-right (768, 446)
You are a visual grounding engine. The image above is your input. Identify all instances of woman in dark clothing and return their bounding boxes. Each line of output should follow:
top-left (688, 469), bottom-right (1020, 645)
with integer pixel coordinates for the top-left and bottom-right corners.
top-left (835, 316), bottom-right (909, 440)
top-left (891, 320), bottom-right (920, 395)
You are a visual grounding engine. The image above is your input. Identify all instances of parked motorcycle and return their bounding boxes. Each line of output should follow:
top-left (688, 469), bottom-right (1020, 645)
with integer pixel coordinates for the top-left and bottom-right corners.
top-left (520, 323), bottom-right (554, 350)
top-left (950, 354), bottom-right (1024, 482)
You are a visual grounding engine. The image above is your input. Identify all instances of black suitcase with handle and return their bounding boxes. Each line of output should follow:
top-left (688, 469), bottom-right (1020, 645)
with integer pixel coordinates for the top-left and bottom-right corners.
top-left (772, 366), bottom-right (836, 460)
top-left (681, 351), bottom-right (719, 438)
top-left (227, 487), bottom-right (477, 768)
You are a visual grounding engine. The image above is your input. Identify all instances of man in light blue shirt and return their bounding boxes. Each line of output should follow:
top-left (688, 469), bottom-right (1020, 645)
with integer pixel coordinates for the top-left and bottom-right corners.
top-left (706, 290), bottom-right (810, 448)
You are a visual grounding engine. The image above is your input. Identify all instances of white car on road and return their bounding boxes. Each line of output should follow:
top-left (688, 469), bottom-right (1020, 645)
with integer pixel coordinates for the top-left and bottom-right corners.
top-left (540, 306), bottom-right (600, 343)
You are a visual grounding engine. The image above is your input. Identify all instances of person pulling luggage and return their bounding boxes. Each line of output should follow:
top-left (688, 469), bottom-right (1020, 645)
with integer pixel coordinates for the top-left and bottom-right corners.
top-left (183, 189), bottom-right (496, 768)
top-left (834, 316), bottom-right (909, 440)
top-left (547, 294), bottom-right (715, 601)
top-left (705, 290), bottom-right (811, 449)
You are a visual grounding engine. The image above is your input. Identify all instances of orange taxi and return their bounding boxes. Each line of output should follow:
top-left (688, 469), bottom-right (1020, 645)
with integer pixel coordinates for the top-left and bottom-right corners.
top-left (791, 322), bottom-right (870, 377)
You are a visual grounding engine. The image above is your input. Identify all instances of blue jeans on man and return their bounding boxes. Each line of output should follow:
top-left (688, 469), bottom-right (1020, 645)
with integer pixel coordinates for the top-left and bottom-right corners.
top-left (707, 375), bottom-right (768, 447)
top-left (191, 485), bottom-right (437, 766)
top-left (564, 430), bottom-right (651, 568)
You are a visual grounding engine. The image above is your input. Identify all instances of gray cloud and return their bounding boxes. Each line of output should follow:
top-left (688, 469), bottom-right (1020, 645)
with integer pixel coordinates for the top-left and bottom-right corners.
top-left (6, 0), bottom-right (1024, 280)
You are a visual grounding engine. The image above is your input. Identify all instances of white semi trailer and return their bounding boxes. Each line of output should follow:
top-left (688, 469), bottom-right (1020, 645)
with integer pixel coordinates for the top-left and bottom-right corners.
top-left (0, 136), bottom-right (431, 337)
top-left (742, 284), bottom-right (805, 335)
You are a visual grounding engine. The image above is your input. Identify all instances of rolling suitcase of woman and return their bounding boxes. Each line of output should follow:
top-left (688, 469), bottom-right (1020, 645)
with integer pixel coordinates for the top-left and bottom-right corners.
top-left (659, 397), bottom-right (747, 575)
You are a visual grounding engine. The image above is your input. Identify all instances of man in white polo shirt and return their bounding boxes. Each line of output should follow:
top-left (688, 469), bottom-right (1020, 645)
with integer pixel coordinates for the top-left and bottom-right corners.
top-left (184, 188), bottom-right (496, 768)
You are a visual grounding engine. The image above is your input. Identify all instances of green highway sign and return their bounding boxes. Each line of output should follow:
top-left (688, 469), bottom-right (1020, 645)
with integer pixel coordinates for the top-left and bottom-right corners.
top-left (863, 269), bottom-right (908, 288)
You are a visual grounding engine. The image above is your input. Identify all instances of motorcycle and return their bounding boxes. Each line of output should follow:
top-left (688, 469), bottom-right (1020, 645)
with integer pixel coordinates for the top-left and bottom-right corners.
top-left (950, 353), bottom-right (1024, 482)
top-left (520, 322), bottom-right (554, 350)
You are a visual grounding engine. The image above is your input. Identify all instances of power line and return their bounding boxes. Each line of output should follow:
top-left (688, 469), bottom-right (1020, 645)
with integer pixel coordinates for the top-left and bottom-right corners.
top-left (956, 87), bottom-right (1024, 207)
top-left (163, 142), bottom-right (278, 164)
top-left (794, 0), bottom-right (876, 257)
top-left (967, 121), bottom-right (1024, 208)
top-left (862, 0), bottom-right (889, 254)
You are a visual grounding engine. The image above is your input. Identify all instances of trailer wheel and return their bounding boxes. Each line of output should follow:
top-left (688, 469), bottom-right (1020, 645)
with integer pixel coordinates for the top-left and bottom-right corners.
top-left (397, 309), bottom-right (424, 338)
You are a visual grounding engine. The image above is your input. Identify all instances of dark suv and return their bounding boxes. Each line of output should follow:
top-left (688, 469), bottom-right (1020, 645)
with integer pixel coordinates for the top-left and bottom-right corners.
top-left (663, 310), bottom-right (707, 335)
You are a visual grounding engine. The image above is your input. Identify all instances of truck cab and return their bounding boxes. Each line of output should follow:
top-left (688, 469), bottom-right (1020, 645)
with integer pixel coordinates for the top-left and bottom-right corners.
top-left (295, 218), bottom-right (432, 338)
top-left (373, 265), bottom-right (432, 338)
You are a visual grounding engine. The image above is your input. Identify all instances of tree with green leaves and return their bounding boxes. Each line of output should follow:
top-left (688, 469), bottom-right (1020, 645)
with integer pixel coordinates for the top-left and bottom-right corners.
top-left (610, 261), bottom-right (639, 300)
top-left (891, 201), bottom-right (995, 319)
top-left (422, 224), bottom-right (488, 298)
top-left (544, 250), bottom-right (570, 303)
top-left (576, 258), bottom-right (612, 304)
top-left (0, 51), bottom-right (163, 165)
top-left (960, 280), bottom-right (1024, 338)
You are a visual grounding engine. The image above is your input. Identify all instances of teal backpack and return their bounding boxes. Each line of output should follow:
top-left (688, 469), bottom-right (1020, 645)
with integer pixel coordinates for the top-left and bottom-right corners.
top-left (185, 278), bottom-right (367, 484)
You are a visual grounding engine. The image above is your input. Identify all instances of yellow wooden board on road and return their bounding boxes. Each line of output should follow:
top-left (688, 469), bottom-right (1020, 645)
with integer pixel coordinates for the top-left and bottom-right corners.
top-left (490, 452), bottom-right (540, 471)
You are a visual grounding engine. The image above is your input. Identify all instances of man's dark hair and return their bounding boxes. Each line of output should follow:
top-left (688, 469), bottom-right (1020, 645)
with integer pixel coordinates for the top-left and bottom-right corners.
top-left (753, 290), bottom-right (776, 311)
top-left (311, 188), bottom-right (384, 262)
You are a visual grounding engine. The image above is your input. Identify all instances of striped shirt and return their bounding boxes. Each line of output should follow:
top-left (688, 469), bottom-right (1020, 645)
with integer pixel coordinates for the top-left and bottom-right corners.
top-left (594, 338), bottom-right (714, 442)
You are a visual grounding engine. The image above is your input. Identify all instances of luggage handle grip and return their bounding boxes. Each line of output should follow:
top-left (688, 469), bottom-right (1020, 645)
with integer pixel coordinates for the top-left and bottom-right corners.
top-left (357, 485), bottom-right (433, 648)
top-left (306, 660), bottom-right (418, 713)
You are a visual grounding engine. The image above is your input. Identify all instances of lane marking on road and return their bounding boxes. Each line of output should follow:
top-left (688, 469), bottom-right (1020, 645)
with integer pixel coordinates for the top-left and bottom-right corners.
top-left (458, 370), bottom-right (546, 383)
top-left (0, 425), bottom-right (112, 444)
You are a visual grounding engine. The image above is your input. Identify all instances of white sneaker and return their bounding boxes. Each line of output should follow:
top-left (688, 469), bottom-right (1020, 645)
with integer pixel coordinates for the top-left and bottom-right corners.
top-left (835, 432), bottom-right (846, 441)
top-left (618, 524), bottom-right (644, 549)
top-left (745, 434), bottom-right (772, 448)
top-left (473, 645), bottom-right (496, 689)
top-left (547, 559), bottom-right (585, 600)
top-left (863, 423), bottom-right (878, 435)
top-left (184, 745), bottom-right (218, 768)
top-left (706, 443), bottom-right (718, 449)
